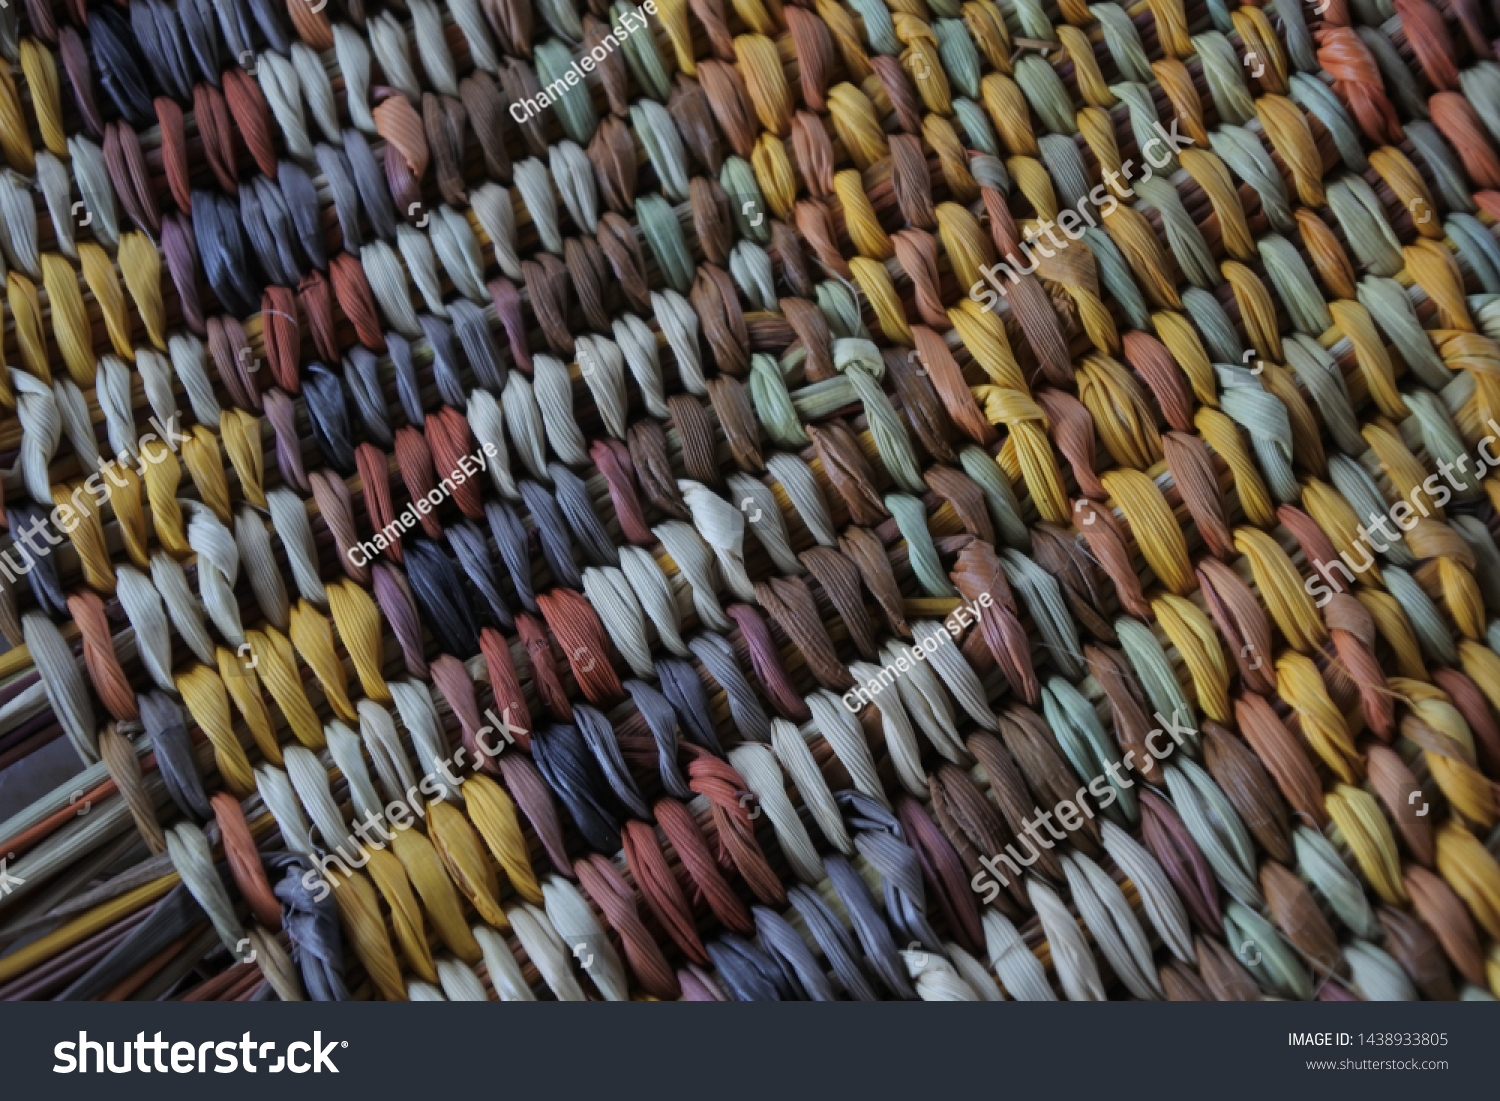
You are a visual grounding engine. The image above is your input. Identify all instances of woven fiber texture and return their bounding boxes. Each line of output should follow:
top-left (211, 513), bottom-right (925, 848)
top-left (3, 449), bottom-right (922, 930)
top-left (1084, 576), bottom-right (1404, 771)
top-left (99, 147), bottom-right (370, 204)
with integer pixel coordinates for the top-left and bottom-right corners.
top-left (0, 0), bottom-right (1498, 1003)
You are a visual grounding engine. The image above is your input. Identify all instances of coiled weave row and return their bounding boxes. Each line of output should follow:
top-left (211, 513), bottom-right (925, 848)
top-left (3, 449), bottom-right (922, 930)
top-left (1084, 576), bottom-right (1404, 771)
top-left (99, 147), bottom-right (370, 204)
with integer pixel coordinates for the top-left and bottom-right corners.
top-left (0, 0), bottom-right (1498, 1002)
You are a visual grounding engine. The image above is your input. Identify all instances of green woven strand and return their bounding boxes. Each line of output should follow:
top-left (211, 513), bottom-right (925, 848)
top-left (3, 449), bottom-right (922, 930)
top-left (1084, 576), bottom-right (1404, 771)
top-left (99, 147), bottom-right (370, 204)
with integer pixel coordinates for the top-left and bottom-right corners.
top-left (1476, 294), bottom-right (1500, 342)
top-left (846, 0), bottom-right (900, 54)
top-left (1015, 56), bottom-right (1076, 136)
top-left (1295, 826), bottom-right (1380, 938)
top-left (816, 280), bottom-right (871, 339)
top-left (790, 376), bottom-right (858, 419)
top-left (1042, 676), bottom-right (1137, 825)
top-left (1327, 453), bottom-right (1415, 567)
top-left (1009, 0), bottom-right (1056, 40)
top-left (1453, 516), bottom-right (1500, 614)
top-left (837, 340), bottom-right (926, 493)
top-left (631, 100), bottom-right (691, 202)
top-left (536, 0), bottom-right (583, 41)
top-left (1383, 566), bottom-right (1459, 666)
top-left (1327, 175), bottom-right (1403, 277)
top-left (1039, 133), bottom-right (1091, 213)
top-left (1111, 82), bottom-right (1172, 174)
top-left (1404, 121), bottom-right (1476, 215)
top-left (1357, 24), bottom-right (1424, 120)
top-left (1447, 213), bottom-right (1500, 295)
top-left (1460, 62), bottom-right (1500, 148)
top-left (1289, 73), bottom-right (1368, 173)
top-left (1258, 234), bottom-right (1333, 336)
top-left (1217, 364), bottom-right (1298, 504)
top-left (1357, 277), bottom-right (1451, 390)
top-left (1345, 941), bottom-right (1417, 1001)
top-left (535, 38), bottom-right (598, 144)
top-left (959, 445), bottom-right (1031, 551)
top-left (1114, 617), bottom-right (1196, 753)
top-left (934, 19), bottom-right (981, 98)
top-left (1091, 3), bottom-right (1152, 82)
top-left (1135, 177), bottom-right (1215, 289)
top-left (1404, 390), bottom-right (1479, 500)
top-left (1192, 32), bottom-right (1255, 125)
top-left (1002, 551), bottom-right (1085, 680)
top-left (1223, 901), bottom-right (1311, 999)
top-left (729, 241), bottom-right (775, 309)
top-left (970, 152), bottom-right (1011, 195)
top-left (1269, 0), bottom-right (1315, 72)
top-left (750, 354), bottom-right (812, 446)
top-left (1284, 333), bottom-right (1363, 456)
top-left (1181, 285), bottom-right (1244, 363)
top-left (721, 156), bottom-right (771, 246)
top-left (613, 1), bottom-right (673, 101)
top-left (953, 98), bottom-right (1000, 157)
top-left (887, 494), bottom-right (959, 597)
top-left (635, 194), bottom-right (693, 294)
top-left (1086, 227), bottom-right (1151, 333)
top-left (1210, 125), bottom-right (1294, 232)
top-left (1167, 760), bottom-right (1260, 906)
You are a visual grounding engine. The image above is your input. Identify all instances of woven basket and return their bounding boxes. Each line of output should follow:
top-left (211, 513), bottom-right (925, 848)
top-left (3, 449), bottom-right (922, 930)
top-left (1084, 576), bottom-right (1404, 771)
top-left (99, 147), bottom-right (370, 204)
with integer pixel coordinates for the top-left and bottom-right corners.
top-left (0, 0), bottom-right (1497, 1002)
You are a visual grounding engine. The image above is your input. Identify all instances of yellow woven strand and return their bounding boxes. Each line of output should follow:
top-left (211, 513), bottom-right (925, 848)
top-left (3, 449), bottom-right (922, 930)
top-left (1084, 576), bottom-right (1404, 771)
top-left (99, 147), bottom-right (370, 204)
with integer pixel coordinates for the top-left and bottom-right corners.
top-left (1101, 468), bottom-right (1193, 595)
top-left (1330, 300), bottom-right (1408, 419)
top-left (1276, 651), bottom-right (1360, 782)
top-left (177, 663), bottom-right (256, 796)
top-left (363, 844), bottom-right (439, 984)
top-left (1076, 353), bottom-right (1162, 470)
top-left (54, 482), bottom-right (115, 593)
top-left (41, 254), bottom-right (96, 386)
top-left (1195, 407), bottom-right (1275, 528)
top-left (9, 273), bottom-right (50, 384)
top-left (849, 256), bottom-right (912, 344)
top-left (78, 242), bottom-right (133, 360)
top-left (331, 871), bottom-right (409, 1000)
top-left (18, 39), bottom-right (60, 161)
top-left (834, 169), bottom-right (893, 259)
top-left (1357, 589), bottom-right (1427, 680)
top-left (391, 826), bottom-right (482, 963)
top-left (118, 232), bottom-right (168, 350)
top-left (219, 408), bottom-right (267, 508)
top-left (288, 601), bottom-right (358, 723)
top-left (1153, 309), bottom-right (1217, 407)
top-left (0, 61), bottom-right (35, 172)
top-left (182, 426), bottom-right (232, 523)
top-left (1435, 823), bottom-right (1500, 939)
top-left (246, 627), bottom-right (326, 749)
top-left (216, 646), bottom-right (282, 766)
top-left (428, 799), bottom-right (509, 928)
top-left (464, 773), bottom-right (544, 905)
top-left (751, 133), bottom-right (797, 220)
top-left (327, 578), bottom-right (392, 702)
top-left (1153, 593), bottom-right (1231, 722)
top-left (1326, 784), bottom-right (1407, 906)
top-left (1235, 526), bottom-right (1327, 652)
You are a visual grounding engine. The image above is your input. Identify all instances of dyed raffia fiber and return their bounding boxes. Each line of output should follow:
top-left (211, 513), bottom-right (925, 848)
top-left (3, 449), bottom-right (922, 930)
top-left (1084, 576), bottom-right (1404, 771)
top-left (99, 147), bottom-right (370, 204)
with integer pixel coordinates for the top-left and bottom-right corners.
top-left (0, 0), bottom-right (1497, 1004)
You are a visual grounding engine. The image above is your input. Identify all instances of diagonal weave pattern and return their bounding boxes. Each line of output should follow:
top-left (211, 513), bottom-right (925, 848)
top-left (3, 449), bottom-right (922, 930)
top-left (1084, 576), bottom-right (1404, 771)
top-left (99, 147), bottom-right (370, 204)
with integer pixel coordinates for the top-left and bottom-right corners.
top-left (0, 0), bottom-right (1497, 1002)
